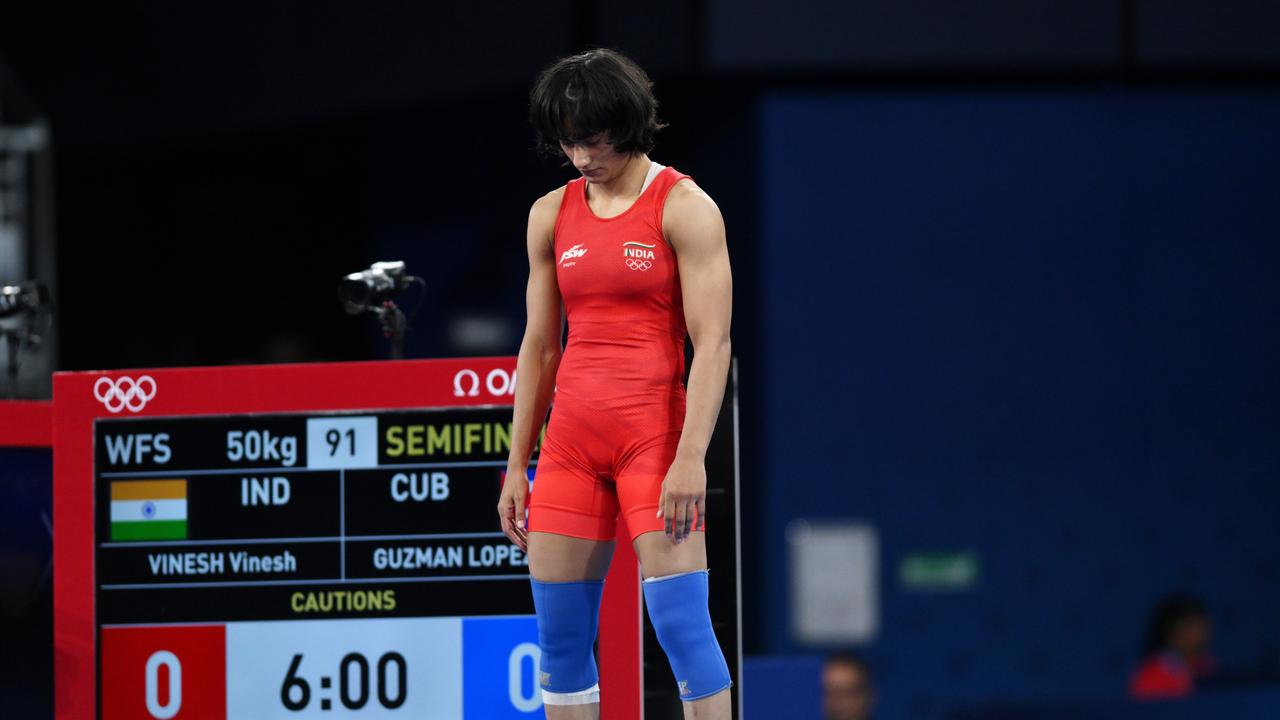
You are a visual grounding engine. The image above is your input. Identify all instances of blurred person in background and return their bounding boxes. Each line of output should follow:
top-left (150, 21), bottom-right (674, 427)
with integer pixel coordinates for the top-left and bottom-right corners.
top-left (1128, 594), bottom-right (1217, 700)
top-left (823, 651), bottom-right (875, 720)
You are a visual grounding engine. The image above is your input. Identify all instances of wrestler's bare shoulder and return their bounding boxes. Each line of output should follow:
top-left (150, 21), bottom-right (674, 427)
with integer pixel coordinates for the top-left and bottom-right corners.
top-left (665, 177), bottom-right (718, 214)
top-left (662, 177), bottom-right (723, 244)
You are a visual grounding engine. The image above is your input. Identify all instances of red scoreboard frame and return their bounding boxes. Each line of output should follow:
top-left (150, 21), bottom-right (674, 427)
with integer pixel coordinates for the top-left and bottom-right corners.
top-left (52, 357), bottom-right (643, 719)
top-left (0, 399), bottom-right (52, 447)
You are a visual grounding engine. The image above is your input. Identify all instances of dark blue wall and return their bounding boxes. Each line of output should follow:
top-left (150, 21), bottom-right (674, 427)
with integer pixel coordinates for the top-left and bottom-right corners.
top-left (756, 90), bottom-right (1280, 718)
top-left (0, 448), bottom-right (53, 717)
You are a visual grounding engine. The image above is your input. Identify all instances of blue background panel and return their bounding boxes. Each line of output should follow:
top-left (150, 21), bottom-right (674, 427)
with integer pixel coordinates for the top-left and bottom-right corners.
top-left (462, 615), bottom-right (542, 717)
top-left (756, 90), bottom-right (1280, 719)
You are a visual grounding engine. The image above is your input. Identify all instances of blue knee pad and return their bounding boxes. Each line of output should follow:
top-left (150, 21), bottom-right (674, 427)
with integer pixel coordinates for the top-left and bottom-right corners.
top-left (643, 569), bottom-right (733, 701)
top-left (530, 577), bottom-right (604, 703)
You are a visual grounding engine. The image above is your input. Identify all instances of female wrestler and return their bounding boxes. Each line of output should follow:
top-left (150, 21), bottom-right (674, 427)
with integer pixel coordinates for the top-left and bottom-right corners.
top-left (497, 48), bottom-right (733, 719)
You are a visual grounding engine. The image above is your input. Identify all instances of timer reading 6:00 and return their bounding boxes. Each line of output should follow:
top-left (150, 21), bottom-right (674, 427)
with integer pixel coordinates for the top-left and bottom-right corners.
top-left (280, 652), bottom-right (407, 711)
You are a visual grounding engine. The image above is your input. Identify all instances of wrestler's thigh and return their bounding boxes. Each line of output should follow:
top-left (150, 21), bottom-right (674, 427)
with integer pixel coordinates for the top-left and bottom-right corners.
top-left (615, 433), bottom-right (707, 535)
top-left (528, 448), bottom-right (621, 539)
top-left (632, 529), bottom-right (707, 580)
top-left (526, 446), bottom-right (620, 581)
top-left (528, 531), bottom-right (615, 582)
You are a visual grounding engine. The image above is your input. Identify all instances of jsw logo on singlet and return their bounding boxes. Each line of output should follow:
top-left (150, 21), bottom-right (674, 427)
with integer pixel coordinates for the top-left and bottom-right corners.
top-left (559, 243), bottom-right (588, 266)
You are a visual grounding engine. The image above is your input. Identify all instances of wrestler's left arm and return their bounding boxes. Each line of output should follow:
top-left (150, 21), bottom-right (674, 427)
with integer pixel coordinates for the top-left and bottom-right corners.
top-left (658, 179), bottom-right (734, 544)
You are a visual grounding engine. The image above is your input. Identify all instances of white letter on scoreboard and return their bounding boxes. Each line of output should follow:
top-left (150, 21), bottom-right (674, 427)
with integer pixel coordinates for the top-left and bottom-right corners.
top-left (144, 650), bottom-right (182, 719)
top-left (431, 472), bottom-right (450, 500)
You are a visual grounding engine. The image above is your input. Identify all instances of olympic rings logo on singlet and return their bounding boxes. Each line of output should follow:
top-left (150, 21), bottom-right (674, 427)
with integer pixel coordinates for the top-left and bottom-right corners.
top-left (622, 241), bottom-right (656, 272)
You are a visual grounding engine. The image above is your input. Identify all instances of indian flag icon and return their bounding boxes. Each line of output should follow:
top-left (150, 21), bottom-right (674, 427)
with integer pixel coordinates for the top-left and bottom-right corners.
top-left (110, 480), bottom-right (188, 541)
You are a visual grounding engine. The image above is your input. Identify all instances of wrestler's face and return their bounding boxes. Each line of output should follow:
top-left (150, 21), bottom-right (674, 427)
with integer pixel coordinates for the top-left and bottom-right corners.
top-left (560, 132), bottom-right (631, 184)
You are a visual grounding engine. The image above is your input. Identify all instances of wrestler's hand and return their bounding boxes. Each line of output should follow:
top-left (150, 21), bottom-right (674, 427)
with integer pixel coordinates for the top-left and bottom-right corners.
top-left (656, 452), bottom-right (707, 544)
top-left (497, 466), bottom-right (530, 551)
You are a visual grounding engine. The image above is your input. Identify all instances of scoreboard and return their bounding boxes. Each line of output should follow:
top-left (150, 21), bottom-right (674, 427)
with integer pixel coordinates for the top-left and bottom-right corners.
top-left (95, 408), bottom-right (540, 717)
top-left (53, 357), bottom-right (740, 720)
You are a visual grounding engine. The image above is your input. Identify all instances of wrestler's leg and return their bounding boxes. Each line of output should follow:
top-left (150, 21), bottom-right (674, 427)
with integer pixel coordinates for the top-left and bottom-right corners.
top-left (633, 532), bottom-right (731, 719)
top-left (526, 447), bottom-right (619, 720)
top-left (617, 438), bottom-right (730, 720)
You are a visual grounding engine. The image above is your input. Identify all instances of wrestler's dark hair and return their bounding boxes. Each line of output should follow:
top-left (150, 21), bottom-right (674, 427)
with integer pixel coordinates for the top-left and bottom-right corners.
top-left (529, 47), bottom-right (668, 162)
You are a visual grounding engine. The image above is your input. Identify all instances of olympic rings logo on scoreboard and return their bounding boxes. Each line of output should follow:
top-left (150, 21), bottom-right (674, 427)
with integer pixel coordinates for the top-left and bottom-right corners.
top-left (93, 375), bottom-right (158, 413)
top-left (453, 368), bottom-right (517, 398)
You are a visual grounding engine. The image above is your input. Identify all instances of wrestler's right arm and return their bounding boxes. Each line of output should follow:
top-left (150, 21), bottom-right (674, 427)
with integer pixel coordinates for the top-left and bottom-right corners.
top-left (499, 188), bottom-right (565, 551)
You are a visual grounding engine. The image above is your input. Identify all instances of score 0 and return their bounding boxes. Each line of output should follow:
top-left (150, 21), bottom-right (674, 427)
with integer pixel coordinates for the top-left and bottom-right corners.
top-left (306, 417), bottom-right (379, 469)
